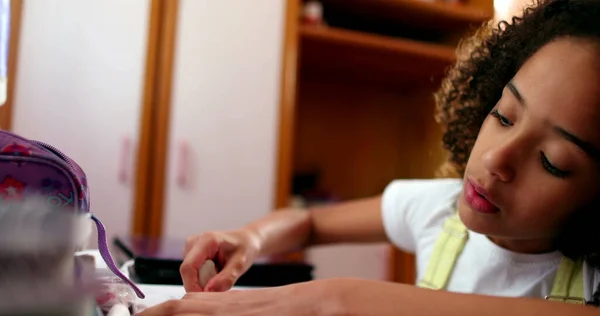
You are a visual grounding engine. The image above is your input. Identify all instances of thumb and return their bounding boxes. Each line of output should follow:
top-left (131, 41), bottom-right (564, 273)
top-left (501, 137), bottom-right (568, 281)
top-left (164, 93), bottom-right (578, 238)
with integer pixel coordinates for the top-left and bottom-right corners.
top-left (204, 251), bottom-right (250, 292)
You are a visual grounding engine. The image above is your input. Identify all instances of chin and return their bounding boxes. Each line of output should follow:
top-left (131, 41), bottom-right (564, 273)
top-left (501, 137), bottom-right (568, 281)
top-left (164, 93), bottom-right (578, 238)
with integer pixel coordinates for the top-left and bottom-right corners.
top-left (457, 194), bottom-right (503, 236)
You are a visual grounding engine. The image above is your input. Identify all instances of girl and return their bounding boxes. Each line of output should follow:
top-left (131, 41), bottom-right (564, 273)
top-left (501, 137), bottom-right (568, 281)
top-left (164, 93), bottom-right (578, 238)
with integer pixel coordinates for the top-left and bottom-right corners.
top-left (141, 0), bottom-right (600, 314)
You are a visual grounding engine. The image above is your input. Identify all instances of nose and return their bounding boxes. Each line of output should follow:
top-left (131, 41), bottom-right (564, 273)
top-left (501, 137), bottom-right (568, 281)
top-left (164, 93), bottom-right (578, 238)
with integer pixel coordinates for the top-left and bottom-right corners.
top-left (482, 137), bottom-right (519, 183)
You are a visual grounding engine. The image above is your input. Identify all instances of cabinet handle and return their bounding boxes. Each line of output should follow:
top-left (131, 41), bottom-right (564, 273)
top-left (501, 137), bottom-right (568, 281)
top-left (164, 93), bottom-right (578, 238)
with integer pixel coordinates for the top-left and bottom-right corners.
top-left (118, 136), bottom-right (132, 184)
top-left (176, 141), bottom-right (190, 188)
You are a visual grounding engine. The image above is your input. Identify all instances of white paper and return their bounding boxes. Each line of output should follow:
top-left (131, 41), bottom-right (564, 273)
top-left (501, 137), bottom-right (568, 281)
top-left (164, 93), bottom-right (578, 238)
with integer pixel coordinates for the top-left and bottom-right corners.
top-left (136, 284), bottom-right (187, 307)
top-left (135, 284), bottom-right (259, 311)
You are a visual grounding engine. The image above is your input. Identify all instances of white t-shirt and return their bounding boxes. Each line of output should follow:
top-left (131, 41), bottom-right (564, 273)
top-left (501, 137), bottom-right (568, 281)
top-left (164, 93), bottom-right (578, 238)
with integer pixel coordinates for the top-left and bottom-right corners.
top-left (381, 178), bottom-right (600, 301)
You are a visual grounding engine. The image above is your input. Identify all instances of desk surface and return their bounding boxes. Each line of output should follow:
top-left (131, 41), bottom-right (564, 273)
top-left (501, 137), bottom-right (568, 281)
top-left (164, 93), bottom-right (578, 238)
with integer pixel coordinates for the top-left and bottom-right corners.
top-left (77, 249), bottom-right (257, 308)
top-left (137, 281), bottom-right (256, 307)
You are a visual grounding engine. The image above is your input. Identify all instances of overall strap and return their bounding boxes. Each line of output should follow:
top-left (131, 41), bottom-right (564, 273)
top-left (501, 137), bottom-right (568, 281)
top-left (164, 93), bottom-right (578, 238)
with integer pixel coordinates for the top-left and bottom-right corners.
top-left (545, 256), bottom-right (586, 305)
top-left (417, 213), bottom-right (585, 305)
top-left (417, 213), bottom-right (468, 290)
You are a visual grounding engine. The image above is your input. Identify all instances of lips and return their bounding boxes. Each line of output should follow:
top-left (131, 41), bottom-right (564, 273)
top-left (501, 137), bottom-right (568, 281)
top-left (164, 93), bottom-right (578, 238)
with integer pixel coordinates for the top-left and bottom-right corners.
top-left (464, 179), bottom-right (500, 214)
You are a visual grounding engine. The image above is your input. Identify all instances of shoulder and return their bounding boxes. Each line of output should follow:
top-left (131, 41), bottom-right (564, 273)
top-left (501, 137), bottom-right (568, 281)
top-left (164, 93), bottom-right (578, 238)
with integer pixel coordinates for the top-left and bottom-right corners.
top-left (382, 178), bottom-right (463, 215)
top-left (381, 178), bottom-right (463, 252)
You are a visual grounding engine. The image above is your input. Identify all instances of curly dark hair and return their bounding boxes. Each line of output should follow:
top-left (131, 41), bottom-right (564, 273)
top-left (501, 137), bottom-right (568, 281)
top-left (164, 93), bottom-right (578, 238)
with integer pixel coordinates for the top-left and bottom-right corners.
top-left (433, 0), bottom-right (600, 305)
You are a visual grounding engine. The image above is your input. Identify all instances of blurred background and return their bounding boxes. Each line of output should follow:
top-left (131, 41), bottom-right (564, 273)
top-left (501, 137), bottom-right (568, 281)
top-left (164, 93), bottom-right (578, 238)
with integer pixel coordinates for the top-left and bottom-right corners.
top-left (0, 0), bottom-right (532, 284)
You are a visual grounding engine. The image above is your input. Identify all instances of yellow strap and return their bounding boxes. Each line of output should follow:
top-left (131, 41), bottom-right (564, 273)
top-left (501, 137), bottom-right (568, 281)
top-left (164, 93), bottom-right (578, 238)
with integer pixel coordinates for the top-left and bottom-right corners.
top-left (419, 213), bottom-right (585, 305)
top-left (417, 213), bottom-right (468, 289)
top-left (546, 256), bottom-right (586, 305)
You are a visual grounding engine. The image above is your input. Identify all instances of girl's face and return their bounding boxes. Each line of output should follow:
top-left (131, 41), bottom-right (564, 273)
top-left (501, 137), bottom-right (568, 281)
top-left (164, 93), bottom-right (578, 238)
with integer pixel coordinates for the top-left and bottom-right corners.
top-left (458, 38), bottom-right (600, 253)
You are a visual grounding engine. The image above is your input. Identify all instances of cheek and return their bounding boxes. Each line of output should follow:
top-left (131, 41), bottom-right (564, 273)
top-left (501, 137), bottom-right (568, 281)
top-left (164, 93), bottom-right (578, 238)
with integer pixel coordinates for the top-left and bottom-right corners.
top-left (511, 181), bottom-right (585, 235)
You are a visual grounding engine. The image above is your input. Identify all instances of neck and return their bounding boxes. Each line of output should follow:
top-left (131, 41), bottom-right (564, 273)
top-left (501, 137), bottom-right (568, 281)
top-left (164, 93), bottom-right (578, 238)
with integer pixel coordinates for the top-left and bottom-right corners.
top-left (487, 236), bottom-right (558, 254)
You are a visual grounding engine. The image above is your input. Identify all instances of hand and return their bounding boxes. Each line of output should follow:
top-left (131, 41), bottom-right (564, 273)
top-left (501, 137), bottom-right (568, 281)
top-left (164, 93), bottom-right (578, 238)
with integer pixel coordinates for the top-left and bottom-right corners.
top-left (138, 280), bottom-right (344, 316)
top-left (138, 278), bottom-right (600, 316)
top-left (180, 229), bottom-right (262, 292)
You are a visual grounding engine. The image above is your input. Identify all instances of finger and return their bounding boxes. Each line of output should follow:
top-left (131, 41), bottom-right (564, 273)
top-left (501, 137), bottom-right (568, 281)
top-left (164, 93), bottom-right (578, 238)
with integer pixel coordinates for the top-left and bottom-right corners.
top-left (204, 250), bottom-right (249, 292)
top-left (138, 299), bottom-right (210, 316)
top-left (180, 236), bottom-right (220, 292)
top-left (183, 235), bottom-right (199, 257)
top-left (182, 292), bottom-right (218, 300)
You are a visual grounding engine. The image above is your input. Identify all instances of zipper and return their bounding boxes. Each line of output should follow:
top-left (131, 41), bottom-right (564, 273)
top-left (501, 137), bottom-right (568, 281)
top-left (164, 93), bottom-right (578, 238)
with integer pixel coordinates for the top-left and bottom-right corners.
top-left (33, 140), bottom-right (75, 167)
top-left (32, 140), bottom-right (89, 211)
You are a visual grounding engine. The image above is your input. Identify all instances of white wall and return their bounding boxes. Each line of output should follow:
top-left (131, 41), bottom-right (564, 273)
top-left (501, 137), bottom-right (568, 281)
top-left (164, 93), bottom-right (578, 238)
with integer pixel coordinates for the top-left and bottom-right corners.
top-left (12, 0), bottom-right (150, 247)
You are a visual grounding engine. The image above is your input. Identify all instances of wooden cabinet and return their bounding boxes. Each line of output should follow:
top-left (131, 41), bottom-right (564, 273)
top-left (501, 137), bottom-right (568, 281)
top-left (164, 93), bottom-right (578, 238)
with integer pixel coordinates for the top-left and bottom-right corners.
top-left (11, 0), bottom-right (151, 248)
top-left (159, 0), bottom-right (286, 240)
top-left (7, 0), bottom-right (494, 283)
top-left (10, 0), bottom-right (287, 249)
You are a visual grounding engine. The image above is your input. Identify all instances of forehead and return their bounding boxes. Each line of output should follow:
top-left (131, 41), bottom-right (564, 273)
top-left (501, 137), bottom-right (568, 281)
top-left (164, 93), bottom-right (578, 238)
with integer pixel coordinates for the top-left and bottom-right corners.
top-left (512, 38), bottom-right (600, 142)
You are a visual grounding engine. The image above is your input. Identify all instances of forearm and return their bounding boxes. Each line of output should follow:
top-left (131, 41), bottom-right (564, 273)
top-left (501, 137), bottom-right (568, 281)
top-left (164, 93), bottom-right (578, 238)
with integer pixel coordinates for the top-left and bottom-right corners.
top-left (244, 196), bottom-right (387, 257)
top-left (334, 278), bottom-right (600, 316)
top-left (244, 208), bottom-right (312, 257)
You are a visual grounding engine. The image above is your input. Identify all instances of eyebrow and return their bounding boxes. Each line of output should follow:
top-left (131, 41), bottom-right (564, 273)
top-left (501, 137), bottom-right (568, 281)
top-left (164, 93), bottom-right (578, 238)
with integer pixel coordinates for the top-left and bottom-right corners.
top-left (506, 81), bottom-right (526, 106)
top-left (507, 80), bottom-right (600, 161)
top-left (553, 127), bottom-right (600, 161)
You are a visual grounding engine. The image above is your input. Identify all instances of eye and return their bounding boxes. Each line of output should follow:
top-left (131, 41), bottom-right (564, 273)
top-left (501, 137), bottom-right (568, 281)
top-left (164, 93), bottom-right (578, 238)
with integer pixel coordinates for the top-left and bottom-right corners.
top-left (540, 152), bottom-right (571, 178)
top-left (490, 109), bottom-right (513, 127)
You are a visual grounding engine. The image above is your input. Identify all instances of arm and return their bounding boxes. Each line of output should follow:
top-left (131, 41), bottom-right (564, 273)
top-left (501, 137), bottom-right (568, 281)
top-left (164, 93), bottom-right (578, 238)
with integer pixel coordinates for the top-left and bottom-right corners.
top-left (139, 277), bottom-right (600, 316)
top-left (244, 195), bottom-right (386, 257)
top-left (334, 278), bottom-right (600, 316)
top-left (179, 196), bottom-right (386, 292)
